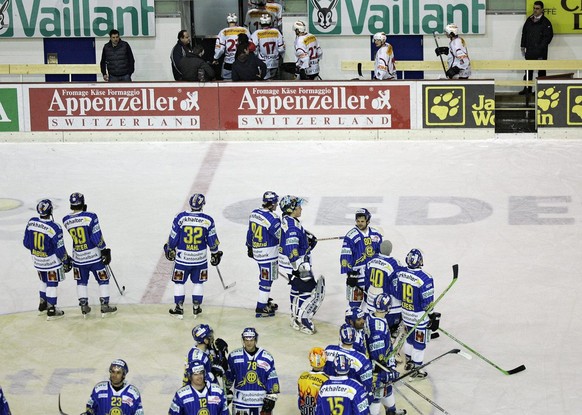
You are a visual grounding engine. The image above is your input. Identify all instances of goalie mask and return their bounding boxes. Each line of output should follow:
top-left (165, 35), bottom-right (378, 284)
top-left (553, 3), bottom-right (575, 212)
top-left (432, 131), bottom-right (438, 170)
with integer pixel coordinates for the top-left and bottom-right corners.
top-left (189, 193), bottom-right (206, 211)
top-left (406, 248), bottom-right (424, 269)
top-left (308, 347), bottom-right (327, 370)
top-left (36, 199), bottom-right (53, 217)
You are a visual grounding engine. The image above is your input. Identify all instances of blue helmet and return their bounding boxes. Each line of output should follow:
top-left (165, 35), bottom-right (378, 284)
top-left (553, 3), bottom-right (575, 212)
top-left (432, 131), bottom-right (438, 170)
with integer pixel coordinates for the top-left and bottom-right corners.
top-left (406, 248), bottom-right (424, 269)
top-left (339, 324), bottom-right (356, 345)
top-left (189, 193), bottom-right (206, 211)
top-left (279, 195), bottom-right (304, 215)
top-left (241, 327), bottom-right (258, 341)
top-left (262, 191), bottom-right (279, 205)
top-left (344, 307), bottom-right (365, 324)
top-left (192, 324), bottom-right (212, 344)
top-left (374, 293), bottom-right (391, 312)
top-left (355, 208), bottom-right (371, 222)
top-left (36, 199), bottom-right (53, 216)
top-left (333, 354), bottom-right (351, 375)
top-left (69, 192), bottom-right (85, 209)
top-left (186, 359), bottom-right (206, 376)
top-left (109, 359), bottom-right (129, 375)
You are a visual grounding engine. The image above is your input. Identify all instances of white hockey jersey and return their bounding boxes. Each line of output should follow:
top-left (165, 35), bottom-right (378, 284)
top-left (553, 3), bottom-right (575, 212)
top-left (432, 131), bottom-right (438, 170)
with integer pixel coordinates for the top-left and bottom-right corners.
top-left (294, 33), bottom-right (323, 76)
top-left (214, 25), bottom-right (251, 64)
top-left (448, 36), bottom-right (471, 78)
top-left (251, 28), bottom-right (285, 69)
top-left (374, 43), bottom-right (396, 80)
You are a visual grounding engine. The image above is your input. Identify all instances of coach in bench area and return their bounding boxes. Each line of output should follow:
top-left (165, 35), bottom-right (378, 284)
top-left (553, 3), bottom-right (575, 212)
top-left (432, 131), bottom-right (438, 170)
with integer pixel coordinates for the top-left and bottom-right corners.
top-left (100, 29), bottom-right (135, 82)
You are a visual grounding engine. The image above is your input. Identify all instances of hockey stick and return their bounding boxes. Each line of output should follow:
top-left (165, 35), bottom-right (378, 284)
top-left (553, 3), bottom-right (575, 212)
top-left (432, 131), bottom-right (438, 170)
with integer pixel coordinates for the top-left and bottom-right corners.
top-left (432, 31), bottom-right (448, 77)
top-left (316, 236), bottom-right (343, 241)
top-left (106, 265), bottom-right (125, 295)
top-left (387, 264), bottom-right (459, 360)
top-left (394, 385), bottom-right (427, 415)
top-left (215, 265), bottom-right (236, 290)
top-left (58, 393), bottom-right (70, 415)
top-left (402, 382), bottom-right (452, 415)
top-left (438, 327), bottom-right (526, 375)
top-left (357, 62), bottom-right (363, 77)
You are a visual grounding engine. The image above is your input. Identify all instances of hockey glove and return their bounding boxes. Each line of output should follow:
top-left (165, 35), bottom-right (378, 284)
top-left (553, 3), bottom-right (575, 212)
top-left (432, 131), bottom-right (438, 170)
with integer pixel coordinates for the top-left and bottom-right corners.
top-left (346, 271), bottom-right (359, 287)
top-left (445, 65), bottom-right (461, 79)
top-left (261, 394), bottom-right (277, 413)
top-left (291, 269), bottom-right (301, 281)
top-left (214, 337), bottom-right (229, 353)
top-left (211, 364), bottom-right (225, 378)
top-left (101, 248), bottom-right (111, 265)
top-left (306, 231), bottom-right (318, 250)
top-left (434, 46), bottom-right (449, 56)
top-left (299, 68), bottom-right (307, 80)
top-left (164, 243), bottom-right (176, 261)
top-left (62, 255), bottom-right (73, 273)
top-left (428, 311), bottom-right (441, 331)
top-left (247, 245), bottom-right (254, 259)
top-left (225, 389), bottom-right (233, 405)
top-left (378, 368), bottom-right (399, 384)
top-left (210, 251), bottom-right (223, 266)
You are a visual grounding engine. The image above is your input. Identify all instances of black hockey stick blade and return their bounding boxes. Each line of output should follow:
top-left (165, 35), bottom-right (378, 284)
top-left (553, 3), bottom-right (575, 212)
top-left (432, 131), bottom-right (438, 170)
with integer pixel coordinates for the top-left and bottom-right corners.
top-left (107, 265), bottom-right (126, 295)
top-left (452, 263), bottom-right (459, 279)
top-left (357, 62), bottom-right (363, 77)
top-left (507, 364), bottom-right (527, 375)
top-left (58, 393), bottom-right (69, 415)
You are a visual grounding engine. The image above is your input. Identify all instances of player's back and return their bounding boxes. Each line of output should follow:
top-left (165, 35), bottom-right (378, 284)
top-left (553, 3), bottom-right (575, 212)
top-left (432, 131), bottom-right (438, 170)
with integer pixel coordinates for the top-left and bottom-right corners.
top-left (316, 376), bottom-right (368, 415)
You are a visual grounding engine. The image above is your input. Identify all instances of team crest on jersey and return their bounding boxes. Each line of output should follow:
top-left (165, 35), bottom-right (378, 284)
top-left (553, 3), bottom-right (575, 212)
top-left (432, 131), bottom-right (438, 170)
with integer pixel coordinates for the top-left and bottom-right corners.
top-left (246, 370), bottom-right (258, 384)
top-left (110, 408), bottom-right (123, 415)
top-left (198, 408), bottom-right (210, 415)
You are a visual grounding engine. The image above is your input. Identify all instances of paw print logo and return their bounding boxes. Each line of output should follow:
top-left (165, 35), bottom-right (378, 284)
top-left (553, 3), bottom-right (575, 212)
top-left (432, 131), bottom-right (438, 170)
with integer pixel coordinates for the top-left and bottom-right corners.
top-left (571, 95), bottom-right (582, 120)
top-left (430, 92), bottom-right (461, 120)
top-left (537, 87), bottom-right (560, 112)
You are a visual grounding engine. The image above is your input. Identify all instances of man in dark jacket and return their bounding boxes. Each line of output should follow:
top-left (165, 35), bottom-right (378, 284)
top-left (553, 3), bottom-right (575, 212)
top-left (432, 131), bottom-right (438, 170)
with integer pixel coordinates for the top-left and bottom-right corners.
top-left (100, 29), bottom-right (135, 82)
top-left (179, 45), bottom-right (216, 82)
top-left (232, 42), bottom-right (267, 82)
top-left (171, 30), bottom-right (192, 80)
top-left (519, 1), bottom-right (553, 94)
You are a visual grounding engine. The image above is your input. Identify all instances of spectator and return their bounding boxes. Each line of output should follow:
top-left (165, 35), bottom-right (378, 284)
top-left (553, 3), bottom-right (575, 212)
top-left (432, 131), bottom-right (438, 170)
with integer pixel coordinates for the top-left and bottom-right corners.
top-left (519, 0), bottom-right (553, 95)
top-left (100, 29), bottom-right (135, 82)
top-left (171, 29), bottom-right (192, 80)
top-left (179, 45), bottom-right (216, 82)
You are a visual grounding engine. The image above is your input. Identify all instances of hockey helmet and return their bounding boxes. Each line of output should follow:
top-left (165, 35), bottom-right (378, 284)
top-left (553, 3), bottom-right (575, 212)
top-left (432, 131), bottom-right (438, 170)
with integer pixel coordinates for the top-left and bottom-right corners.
top-left (186, 359), bottom-right (206, 376)
top-left (406, 248), bottom-right (424, 269)
top-left (339, 324), bottom-right (356, 345)
top-left (279, 195), bottom-right (304, 215)
top-left (374, 293), bottom-right (392, 312)
top-left (380, 240), bottom-right (393, 256)
top-left (69, 192), bottom-right (85, 209)
top-left (192, 323), bottom-right (212, 344)
top-left (333, 354), bottom-right (351, 375)
top-left (109, 359), bottom-right (129, 375)
top-left (226, 13), bottom-right (238, 24)
top-left (293, 20), bottom-right (307, 34)
top-left (189, 193), bottom-right (206, 211)
top-left (308, 347), bottom-right (327, 370)
top-left (262, 190), bottom-right (279, 205)
top-left (373, 32), bottom-right (386, 43)
top-left (241, 327), bottom-right (258, 341)
top-left (36, 199), bottom-right (53, 216)
top-left (344, 306), bottom-right (365, 324)
top-left (355, 208), bottom-right (371, 222)
top-left (259, 13), bottom-right (272, 25)
top-left (445, 23), bottom-right (458, 36)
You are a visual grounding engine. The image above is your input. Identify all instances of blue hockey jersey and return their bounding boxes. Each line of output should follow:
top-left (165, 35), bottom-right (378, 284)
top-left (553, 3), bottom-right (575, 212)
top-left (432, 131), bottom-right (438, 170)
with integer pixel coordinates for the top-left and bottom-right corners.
top-left (397, 267), bottom-right (434, 328)
top-left (23, 217), bottom-right (68, 271)
top-left (85, 381), bottom-right (144, 415)
top-left (167, 211), bottom-right (220, 266)
top-left (169, 382), bottom-right (228, 415)
top-left (62, 211), bottom-right (107, 266)
top-left (246, 207), bottom-right (281, 262)
top-left (340, 226), bottom-right (383, 275)
top-left (315, 376), bottom-right (369, 415)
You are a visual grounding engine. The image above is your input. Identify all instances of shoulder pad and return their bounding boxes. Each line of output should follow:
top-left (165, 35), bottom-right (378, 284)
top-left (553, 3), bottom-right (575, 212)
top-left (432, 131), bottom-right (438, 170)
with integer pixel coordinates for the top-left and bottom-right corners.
top-left (345, 228), bottom-right (360, 239)
top-left (127, 384), bottom-right (141, 397)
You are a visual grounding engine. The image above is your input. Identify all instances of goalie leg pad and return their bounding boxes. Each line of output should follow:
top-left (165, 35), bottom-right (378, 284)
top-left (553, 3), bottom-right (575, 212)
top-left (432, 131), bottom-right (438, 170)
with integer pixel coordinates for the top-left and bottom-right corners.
top-left (297, 276), bottom-right (326, 321)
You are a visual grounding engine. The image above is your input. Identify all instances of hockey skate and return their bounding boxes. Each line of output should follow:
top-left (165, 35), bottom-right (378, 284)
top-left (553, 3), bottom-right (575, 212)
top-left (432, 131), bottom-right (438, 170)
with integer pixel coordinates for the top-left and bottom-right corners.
top-left (169, 303), bottom-right (184, 319)
top-left (38, 298), bottom-right (47, 313)
top-left (80, 298), bottom-right (91, 318)
top-left (255, 305), bottom-right (275, 318)
top-left (290, 316), bottom-right (301, 331)
top-left (404, 357), bottom-right (414, 371)
top-left (193, 302), bottom-right (202, 317)
top-left (267, 298), bottom-right (278, 311)
top-left (409, 365), bottom-right (428, 381)
top-left (100, 298), bottom-right (117, 318)
top-left (386, 409), bottom-right (407, 415)
top-left (46, 306), bottom-right (65, 321)
top-left (299, 319), bottom-right (316, 335)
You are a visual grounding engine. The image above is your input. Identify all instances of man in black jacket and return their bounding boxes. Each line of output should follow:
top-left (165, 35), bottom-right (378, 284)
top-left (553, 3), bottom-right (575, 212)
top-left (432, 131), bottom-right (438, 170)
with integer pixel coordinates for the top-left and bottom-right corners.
top-left (179, 45), bottom-right (216, 82)
top-left (171, 30), bottom-right (192, 80)
top-left (100, 29), bottom-right (135, 82)
top-left (232, 42), bottom-right (267, 82)
top-left (519, 1), bottom-right (553, 95)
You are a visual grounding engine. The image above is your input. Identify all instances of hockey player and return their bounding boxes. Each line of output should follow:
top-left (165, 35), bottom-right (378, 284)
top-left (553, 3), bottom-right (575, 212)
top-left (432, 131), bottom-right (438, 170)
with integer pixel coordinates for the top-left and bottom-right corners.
top-left (324, 325), bottom-right (373, 399)
top-left (85, 359), bottom-right (144, 415)
top-left (344, 306), bottom-right (367, 355)
top-left (0, 385), bottom-right (11, 415)
top-left (182, 324), bottom-right (214, 386)
top-left (435, 23), bottom-right (471, 79)
top-left (62, 192), bottom-right (116, 317)
top-left (23, 199), bottom-right (72, 320)
top-left (245, 0), bottom-right (277, 34)
top-left (169, 360), bottom-right (229, 415)
top-left (366, 294), bottom-right (405, 415)
top-left (226, 327), bottom-right (280, 415)
top-left (250, 14), bottom-right (285, 80)
top-left (246, 191), bottom-right (281, 317)
top-left (397, 249), bottom-right (434, 379)
top-left (265, 0), bottom-right (283, 32)
top-left (365, 240), bottom-right (402, 334)
top-left (373, 32), bottom-right (397, 80)
top-left (297, 347), bottom-right (329, 415)
top-left (213, 13), bottom-right (251, 80)
top-left (279, 195), bottom-right (324, 335)
top-left (316, 354), bottom-right (370, 415)
top-left (341, 208), bottom-right (383, 308)
top-left (164, 193), bottom-right (222, 318)
top-left (294, 21), bottom-right (323, 80)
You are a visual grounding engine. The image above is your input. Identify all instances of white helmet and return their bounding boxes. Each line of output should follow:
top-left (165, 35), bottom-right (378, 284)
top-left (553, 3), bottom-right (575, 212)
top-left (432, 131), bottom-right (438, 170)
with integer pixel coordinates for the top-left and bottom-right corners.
top-left (293, 20), bottom-right (307, 34)
top-left (259, 13), bottom-right (272, 25)
top-left (445, 23), bottom-right (458, 36)
top-left (373, 32), bottom-right (386, 43)
top-left (227, 13), bottom-right (238, 24)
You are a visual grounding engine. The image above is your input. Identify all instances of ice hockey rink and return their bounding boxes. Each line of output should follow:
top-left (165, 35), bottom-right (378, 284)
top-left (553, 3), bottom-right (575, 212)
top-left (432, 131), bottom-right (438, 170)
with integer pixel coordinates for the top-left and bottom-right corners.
top-left (1, 138), bottom-right (581, 414)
